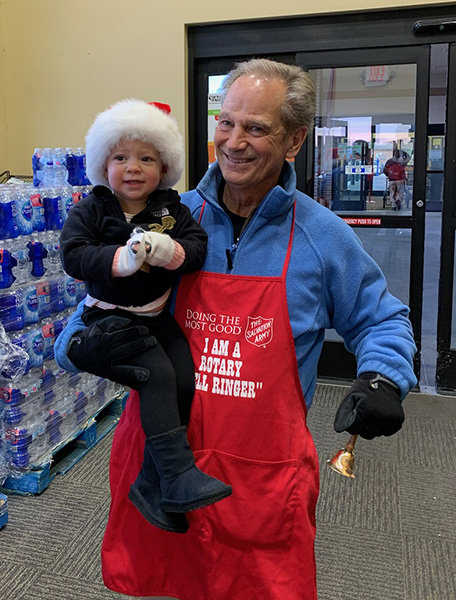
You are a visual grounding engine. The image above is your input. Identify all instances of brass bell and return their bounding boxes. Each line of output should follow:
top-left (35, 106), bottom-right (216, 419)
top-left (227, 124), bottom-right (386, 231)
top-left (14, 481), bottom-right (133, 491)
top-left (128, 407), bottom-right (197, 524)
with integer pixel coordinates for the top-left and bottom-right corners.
top-left (326, 434), bottom-right (358, 478)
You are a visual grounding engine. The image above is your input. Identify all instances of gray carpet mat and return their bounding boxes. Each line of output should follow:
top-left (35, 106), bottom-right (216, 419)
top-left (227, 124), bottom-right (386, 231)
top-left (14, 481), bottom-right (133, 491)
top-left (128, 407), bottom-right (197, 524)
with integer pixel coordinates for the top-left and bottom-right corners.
top-left (1, 383), bottom-right (455, 600)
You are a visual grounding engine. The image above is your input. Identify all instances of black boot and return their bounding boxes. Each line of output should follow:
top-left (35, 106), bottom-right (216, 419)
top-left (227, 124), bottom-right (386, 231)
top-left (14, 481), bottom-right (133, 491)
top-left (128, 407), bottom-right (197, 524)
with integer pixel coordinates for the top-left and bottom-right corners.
top-left (147, 426), bottom-right (232, 513)
top-left (128, 452), bottom-right (189, 533)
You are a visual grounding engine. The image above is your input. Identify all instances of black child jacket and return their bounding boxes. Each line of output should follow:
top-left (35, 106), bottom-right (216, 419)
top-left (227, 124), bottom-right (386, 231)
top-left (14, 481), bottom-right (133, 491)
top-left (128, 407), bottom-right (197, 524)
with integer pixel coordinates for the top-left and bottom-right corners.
top-left (60, 185), bottom-right (207, 308)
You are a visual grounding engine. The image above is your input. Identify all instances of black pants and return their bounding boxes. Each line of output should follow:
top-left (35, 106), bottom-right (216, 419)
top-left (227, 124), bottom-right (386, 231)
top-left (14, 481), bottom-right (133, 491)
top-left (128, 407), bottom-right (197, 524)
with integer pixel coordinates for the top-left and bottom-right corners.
top-left (82, 306), bottom-right (195, 435)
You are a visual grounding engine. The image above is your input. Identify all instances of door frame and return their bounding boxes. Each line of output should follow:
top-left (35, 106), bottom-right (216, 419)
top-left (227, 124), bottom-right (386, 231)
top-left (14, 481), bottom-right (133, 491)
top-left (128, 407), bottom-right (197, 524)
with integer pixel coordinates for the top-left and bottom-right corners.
top-left (436, 41), bottom-right (456, 393)
top-left (188, 4), bottom-right (456, 390)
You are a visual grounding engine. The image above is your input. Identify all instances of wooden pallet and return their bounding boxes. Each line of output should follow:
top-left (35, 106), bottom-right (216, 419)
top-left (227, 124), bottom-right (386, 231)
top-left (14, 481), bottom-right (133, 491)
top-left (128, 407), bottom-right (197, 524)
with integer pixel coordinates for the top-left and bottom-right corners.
top-left (1, 391), bottom-right (128, 496)
top-left (0, 493), bottom-right (7, 529)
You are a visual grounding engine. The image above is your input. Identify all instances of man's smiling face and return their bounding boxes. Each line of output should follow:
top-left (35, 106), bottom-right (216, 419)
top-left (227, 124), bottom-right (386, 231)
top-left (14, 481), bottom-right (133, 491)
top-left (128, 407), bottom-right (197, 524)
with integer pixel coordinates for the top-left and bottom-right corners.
top-left (214, 75), bottom-right (296, 201)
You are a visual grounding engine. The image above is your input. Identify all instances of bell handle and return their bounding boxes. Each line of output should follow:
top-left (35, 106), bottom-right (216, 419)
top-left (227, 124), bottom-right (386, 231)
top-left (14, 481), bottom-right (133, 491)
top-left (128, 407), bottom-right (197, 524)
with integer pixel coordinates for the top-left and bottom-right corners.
top-left (345, 434), bottom-right (358, 453)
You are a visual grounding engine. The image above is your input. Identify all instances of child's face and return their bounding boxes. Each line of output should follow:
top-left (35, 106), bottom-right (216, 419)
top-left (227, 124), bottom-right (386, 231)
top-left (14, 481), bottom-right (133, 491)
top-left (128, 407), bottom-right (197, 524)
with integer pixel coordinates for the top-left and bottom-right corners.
top-left (105, 139), bottom-right (166, 213)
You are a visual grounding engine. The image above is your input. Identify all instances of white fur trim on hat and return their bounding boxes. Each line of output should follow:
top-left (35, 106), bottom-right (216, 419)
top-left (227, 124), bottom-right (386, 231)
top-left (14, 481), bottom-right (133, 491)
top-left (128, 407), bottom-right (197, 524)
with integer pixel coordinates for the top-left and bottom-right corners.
top-left (85, 99), bottom-right (184, 189)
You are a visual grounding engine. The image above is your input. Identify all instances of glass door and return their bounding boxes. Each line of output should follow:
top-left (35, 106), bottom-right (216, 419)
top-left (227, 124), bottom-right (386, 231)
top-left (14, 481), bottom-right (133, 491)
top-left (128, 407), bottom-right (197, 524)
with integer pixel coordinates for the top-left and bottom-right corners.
top-left (297, 47), bottom-right (430, 385)
top-left (312, 66), bottom-right (416, 216)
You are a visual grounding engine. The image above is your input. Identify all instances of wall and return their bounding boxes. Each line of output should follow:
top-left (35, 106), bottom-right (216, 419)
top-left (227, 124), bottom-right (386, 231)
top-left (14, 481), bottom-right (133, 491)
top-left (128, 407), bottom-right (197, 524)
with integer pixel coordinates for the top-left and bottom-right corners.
top-left (0, 0), bottom-right (452, 188)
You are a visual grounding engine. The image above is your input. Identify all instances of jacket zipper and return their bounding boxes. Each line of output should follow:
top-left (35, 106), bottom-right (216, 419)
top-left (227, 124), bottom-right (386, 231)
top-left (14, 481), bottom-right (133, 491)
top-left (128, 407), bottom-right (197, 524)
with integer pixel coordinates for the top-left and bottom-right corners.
top-left (225, 206), bottom-right (258, 271)
top-left (225, 241), bottom-right (238, 270)
top-left (197, 188), bottom-right (256, 272)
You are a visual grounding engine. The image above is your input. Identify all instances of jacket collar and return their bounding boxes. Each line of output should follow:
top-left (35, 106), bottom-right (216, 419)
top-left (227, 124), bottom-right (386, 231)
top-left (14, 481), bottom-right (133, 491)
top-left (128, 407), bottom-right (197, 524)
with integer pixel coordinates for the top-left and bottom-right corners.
top-left (196, 161), bottom-right (297, 218)
top-left (92, 184), bottom-right (115, 200)
top-left (92, 184), bottom-right (180, 208)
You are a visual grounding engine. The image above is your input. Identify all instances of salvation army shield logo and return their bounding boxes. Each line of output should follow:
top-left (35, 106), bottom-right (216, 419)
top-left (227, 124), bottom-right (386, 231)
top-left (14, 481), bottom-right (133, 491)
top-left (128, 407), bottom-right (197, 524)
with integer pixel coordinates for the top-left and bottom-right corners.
top-left (245, 316), bottom-right (274, 348)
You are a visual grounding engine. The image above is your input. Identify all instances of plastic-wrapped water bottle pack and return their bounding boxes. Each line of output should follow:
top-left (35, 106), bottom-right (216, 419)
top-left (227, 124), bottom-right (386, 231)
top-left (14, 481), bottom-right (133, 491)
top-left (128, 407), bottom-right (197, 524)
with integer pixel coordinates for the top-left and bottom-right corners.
top-left (0, 156), bottom-right (118, 485)
top-left (1, 363), bottom-right (117, 477)
top-left (32, 147), bottom-right (91, 189)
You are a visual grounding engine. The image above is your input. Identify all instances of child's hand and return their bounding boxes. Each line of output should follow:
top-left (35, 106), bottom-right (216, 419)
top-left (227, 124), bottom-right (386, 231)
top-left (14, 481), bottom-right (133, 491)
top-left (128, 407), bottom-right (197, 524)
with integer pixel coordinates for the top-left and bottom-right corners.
top-left (143, 231), bottom-right (176, 268)
top-left (113, 231), bottom-right (148, 277)
top-left (128, 229), bottom-right (147, 255)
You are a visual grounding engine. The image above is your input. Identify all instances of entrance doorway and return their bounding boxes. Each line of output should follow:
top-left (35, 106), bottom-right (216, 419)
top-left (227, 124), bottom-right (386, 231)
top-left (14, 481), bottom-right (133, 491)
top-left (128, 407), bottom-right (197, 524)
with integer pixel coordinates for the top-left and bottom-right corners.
top-left (189, 6), bottom-right (456, 393)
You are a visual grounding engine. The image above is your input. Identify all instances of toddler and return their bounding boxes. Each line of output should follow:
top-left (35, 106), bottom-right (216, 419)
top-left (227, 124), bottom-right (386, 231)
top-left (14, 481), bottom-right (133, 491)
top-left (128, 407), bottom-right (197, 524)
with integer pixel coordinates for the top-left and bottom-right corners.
top-left (60, 99), bottom-right (231, 534)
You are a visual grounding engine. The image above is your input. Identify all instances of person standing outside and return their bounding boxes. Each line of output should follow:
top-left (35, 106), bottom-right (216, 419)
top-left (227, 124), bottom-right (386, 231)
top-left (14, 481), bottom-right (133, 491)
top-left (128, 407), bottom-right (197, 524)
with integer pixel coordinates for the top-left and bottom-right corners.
top-left (56, 59), bottom-right (417, 600)
top-left (383, 148), bottom-right (410, 210)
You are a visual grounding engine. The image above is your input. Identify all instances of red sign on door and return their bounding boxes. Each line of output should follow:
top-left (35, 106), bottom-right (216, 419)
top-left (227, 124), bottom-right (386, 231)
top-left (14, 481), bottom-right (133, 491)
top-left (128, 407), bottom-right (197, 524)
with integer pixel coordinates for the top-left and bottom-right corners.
top-left (342, 218), bottom-right (381, 226)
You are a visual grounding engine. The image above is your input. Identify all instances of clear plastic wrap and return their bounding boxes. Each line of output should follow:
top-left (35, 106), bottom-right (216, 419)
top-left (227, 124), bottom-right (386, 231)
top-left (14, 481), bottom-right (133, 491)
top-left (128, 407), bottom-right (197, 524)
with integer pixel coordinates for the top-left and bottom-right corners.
top-left (1, 363), bottom-right (118, 478)
top-left (1, 178), bottom-right (121, 486)
top-left (0, 322), bottom-right (29, 381)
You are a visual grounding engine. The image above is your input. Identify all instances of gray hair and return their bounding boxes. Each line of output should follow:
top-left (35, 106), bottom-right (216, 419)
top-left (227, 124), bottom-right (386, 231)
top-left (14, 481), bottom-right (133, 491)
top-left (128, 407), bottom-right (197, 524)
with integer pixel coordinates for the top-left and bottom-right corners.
top-left (220, 58), bottom-right (316, 133)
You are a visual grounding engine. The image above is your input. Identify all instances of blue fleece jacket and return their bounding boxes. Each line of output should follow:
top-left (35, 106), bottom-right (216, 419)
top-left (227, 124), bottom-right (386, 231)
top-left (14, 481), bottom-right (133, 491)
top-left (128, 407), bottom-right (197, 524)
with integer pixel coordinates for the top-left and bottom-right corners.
top-left (55, 162), bottom-right (417, 407)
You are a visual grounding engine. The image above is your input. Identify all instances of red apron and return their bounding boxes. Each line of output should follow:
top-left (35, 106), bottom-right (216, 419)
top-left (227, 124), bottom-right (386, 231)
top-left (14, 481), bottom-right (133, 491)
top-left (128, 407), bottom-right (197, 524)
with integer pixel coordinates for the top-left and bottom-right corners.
top-left (101, 203), bottom-right (320, 599)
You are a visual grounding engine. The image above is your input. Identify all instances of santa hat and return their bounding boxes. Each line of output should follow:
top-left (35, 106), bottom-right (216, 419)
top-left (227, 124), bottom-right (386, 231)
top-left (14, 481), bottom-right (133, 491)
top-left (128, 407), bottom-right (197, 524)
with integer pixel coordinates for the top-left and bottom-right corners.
top-left (85, 99), bottom-right (184, 189)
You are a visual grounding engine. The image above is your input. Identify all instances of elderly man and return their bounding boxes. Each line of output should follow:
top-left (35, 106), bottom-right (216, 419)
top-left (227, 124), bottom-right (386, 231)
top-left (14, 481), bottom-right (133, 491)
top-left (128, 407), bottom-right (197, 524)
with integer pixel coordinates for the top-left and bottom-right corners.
top-left (56, 59), bottom-right (416, 600)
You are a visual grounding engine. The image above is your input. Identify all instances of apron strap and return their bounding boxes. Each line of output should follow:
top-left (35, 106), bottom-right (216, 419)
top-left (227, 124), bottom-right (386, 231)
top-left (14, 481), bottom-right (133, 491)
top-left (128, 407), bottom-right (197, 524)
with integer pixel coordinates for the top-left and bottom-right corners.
top-left (281, 199), bottom-right (297, 280)
top-left (198, 201), bottom-right (206, 224)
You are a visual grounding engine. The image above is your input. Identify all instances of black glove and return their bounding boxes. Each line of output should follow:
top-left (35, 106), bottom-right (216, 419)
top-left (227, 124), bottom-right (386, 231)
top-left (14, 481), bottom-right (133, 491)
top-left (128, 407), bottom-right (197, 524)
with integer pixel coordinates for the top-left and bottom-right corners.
top-left (68, 315), bottom-right (157, 388)
top-left (334, 372), bottom-right (404, 440)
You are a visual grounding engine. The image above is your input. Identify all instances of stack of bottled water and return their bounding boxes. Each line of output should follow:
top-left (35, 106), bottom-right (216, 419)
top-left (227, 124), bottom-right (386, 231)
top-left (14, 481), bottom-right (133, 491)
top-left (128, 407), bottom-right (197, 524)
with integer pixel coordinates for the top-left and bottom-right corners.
top-left (0, 152), bottom-right (118, 483)
top-left (1, 361), bottom-right (116, 476)
top-left (32, 147), bottom-right (91, 189)
top-left (29, 147), bottom-right (91, 232)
